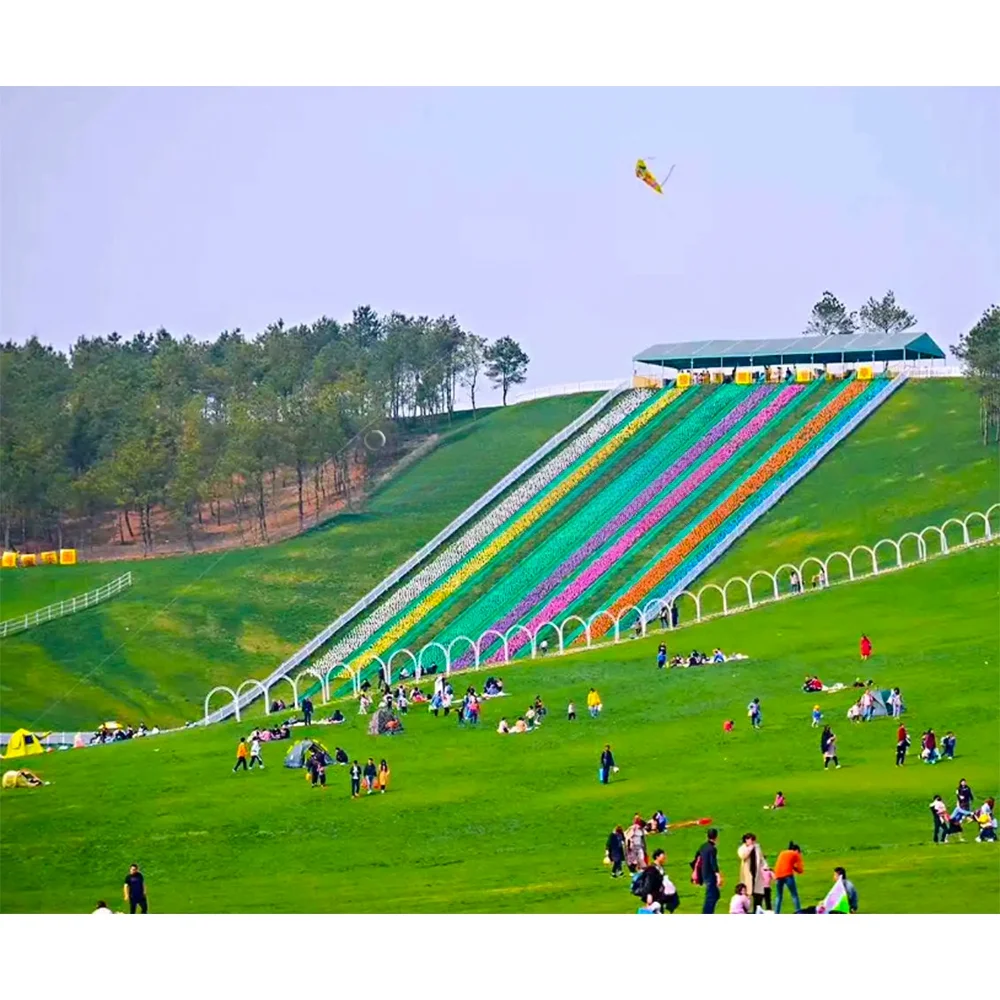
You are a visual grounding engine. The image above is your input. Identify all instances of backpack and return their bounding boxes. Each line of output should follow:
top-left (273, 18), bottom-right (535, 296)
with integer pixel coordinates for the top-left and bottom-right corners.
top-left (631, 868), bottom-right (657, 899)
top-left (690, 850), bottom-right (703, 885)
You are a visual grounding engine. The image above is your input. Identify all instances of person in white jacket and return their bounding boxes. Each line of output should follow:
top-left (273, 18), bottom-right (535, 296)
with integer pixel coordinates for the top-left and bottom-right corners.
top-left (249, 737), bottom-right (264, 769)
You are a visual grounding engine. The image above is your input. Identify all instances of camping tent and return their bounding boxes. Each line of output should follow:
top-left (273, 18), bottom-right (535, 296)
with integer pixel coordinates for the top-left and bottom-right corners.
top-left (2, 729), bottom-right (48, 760)
top-left (368, 706), bottom-right (403, 736)
top-left (2, 769), bottom-right (44, 788)
top-left (283, 739), bottom-right (331, 768)
top-left (846, 689), bottom-right (896, 721)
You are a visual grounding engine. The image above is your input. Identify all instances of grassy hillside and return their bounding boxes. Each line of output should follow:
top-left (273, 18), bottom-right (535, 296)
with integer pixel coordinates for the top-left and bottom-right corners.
top-left (0, 381), bottom-right (993, 734)
top-left (698, 380), bottom-right (999, 589)
top-left (2, 544), bottom-right (996, 914)
top-left (0, 394), bottom-right (601, 731)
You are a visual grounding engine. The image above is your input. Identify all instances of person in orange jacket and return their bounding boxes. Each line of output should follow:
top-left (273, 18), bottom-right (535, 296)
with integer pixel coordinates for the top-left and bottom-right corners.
top-left (773, 841), bottom-right (804, 913)
top-left (232, 737), bottom-right (249, 772)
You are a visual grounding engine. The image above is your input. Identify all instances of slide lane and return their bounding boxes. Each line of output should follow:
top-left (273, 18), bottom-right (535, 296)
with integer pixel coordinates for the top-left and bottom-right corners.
top-left (588, 377), bottom-right (868, 640)
top-left (495, 383), bottom-right (809, 662)
top-left (451, 383), bottom-right (776, 667)
top-left (340, 385), bottom-right (688, 680)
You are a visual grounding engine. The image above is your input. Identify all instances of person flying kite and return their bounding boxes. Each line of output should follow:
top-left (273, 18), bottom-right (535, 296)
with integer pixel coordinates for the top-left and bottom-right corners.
top-left (635, 159), bottom-right (674, 194)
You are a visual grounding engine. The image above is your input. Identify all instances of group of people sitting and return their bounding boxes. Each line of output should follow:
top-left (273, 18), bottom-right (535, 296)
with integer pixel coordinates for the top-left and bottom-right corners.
top-left (667, 648), bottom-right (740, 668)
top-left (802, 676), bottom-right (824, 692)
top-left (255, 722), bottom-right (292, 741)
top-left (90, 722), bottom-right (156, 744)
top-left (497, 695), bottom-right (546, 734)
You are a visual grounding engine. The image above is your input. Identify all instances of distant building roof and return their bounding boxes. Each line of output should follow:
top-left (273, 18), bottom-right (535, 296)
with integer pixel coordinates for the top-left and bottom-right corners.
top-left (633, 332), bottom-right (946, 369)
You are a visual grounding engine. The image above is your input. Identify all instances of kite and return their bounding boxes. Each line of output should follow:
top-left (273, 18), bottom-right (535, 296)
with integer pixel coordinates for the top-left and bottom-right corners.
top-left (666, 816), bottom-right (712, 831)
top-left (635, 158), bottom-right (675, 195)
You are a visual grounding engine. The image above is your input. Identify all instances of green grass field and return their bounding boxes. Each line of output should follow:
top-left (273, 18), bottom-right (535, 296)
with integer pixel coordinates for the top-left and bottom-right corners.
top-left (0, 394), bottom-right (600, 731)
top-left (2, 544), bottom-right (997, 914)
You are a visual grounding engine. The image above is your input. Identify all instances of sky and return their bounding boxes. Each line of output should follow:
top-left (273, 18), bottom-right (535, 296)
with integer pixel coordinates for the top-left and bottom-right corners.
top-left (2, 87), bottom-right (998, 400)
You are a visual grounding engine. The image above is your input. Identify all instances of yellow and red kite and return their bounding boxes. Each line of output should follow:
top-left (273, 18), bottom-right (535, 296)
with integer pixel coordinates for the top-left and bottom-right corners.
top-left (635, 158), bottom-right (674, 195)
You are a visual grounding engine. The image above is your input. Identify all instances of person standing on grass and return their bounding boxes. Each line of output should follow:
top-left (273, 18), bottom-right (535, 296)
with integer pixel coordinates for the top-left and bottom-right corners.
top-left (123, 864), bottom-right (148, 914)
top-left (657, 644), bottom-right (667, 670)
top-left (930, 795), bottom-right (950, 843)
top-left (860, 634), bottom-right (872, 661)
top-left (889, 687), bottom-right (903, 718)
top-left (823, 729), bottom-right (840, 769)
top-left (773, 842), bottom-right (804, 913)
top-left (363, 757), bottom-right (378, 794)
top-left (606, 825), bottom-right (626, 879)
top-left (811, 705), bottom-right (822, 728)
top-left (378, 759), bottom-right (390, 794)
top-left (302, 697), bottom-right (314, 726)
top-left (233, 737), bottom-right (249, 772)
top-left (634, 849), bottom-right (679, 913)
top-left (249, 735), bottom-right (265, 769)
top-left (659, 607), bottom-right (669, 632)
top-left (695, 828), bottom-right (723, 913)
top-left (349, 760), bottom-right (362, 799)
top-left (748, 698), bottom-right (762, 729)
top-left (587, 688), bottom-right (603, 718)
top-left (626, 814), bottom-right (648, 872)
top-left (737, 833), bottom-right (768, 911)
top-left (567, 701), bottom-right (576, 721)
top-left (600, 744), bottom-right (616, 785)
top-left (896, 725), bottom-right (911, 766)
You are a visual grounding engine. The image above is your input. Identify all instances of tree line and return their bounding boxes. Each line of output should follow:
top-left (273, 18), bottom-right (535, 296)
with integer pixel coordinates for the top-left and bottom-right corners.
top-left (0, 308), bottom-right (531, 553)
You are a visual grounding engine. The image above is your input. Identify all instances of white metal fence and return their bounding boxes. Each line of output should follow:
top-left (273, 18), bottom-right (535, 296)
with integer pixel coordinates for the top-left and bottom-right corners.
top-left (0, 572), bottom-right (134, 639)
top-left (207, 500), bottom-right (998, 722)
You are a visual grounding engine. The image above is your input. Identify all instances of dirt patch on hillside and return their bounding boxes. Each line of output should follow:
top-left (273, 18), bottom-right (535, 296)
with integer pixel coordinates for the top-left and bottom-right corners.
top-left (60, 434), bottom-right (441, 563)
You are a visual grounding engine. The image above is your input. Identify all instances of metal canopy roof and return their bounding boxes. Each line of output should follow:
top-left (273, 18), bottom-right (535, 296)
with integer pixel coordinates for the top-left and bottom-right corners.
top-left (634, 332), bottom-right (946, 369)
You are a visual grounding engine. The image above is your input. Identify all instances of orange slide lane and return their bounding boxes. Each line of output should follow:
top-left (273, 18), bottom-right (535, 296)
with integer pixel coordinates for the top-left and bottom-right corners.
top-left (589, 379), bottom-right (868, 640)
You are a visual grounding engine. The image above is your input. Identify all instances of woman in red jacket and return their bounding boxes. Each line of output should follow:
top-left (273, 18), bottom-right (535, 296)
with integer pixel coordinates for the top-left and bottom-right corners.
top-left (860, 634), bottom-right (872, 660)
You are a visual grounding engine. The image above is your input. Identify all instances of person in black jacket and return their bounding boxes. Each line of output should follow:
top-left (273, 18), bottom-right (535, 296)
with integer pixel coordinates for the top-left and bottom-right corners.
top-left (606, 825), bottom-right (626, 878)
top-left (697, 829), bottom-right (723, 913)
top-left (302, 697), bottom-right (313, 726)
top-left (633, 849), bottom-right (679, 913)
top-left (600, 744), bottom-right (616, 784)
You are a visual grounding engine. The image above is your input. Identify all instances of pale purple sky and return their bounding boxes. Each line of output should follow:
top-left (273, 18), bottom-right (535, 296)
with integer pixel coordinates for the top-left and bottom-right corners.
top-left (2, 88), bottom-right (998, 398)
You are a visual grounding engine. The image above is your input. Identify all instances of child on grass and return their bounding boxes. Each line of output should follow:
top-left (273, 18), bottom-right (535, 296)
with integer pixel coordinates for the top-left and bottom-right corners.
top-left (729, 883), bottom-right (751, 914)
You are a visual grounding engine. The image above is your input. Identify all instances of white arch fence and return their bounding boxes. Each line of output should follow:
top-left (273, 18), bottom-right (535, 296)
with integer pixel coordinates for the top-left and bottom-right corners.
top-left (208, 502), bottom-right (998, 722)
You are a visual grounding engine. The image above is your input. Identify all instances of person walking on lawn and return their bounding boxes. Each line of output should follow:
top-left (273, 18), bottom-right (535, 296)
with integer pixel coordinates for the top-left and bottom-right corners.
top-left (600, 744), bottom-right (616, 785)
top-left (233, 738), bottom-right (249, 772)
top-left (123, 864), bottom-right (148, 914)
top-left (694, 828), bottom-right (723, 913)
